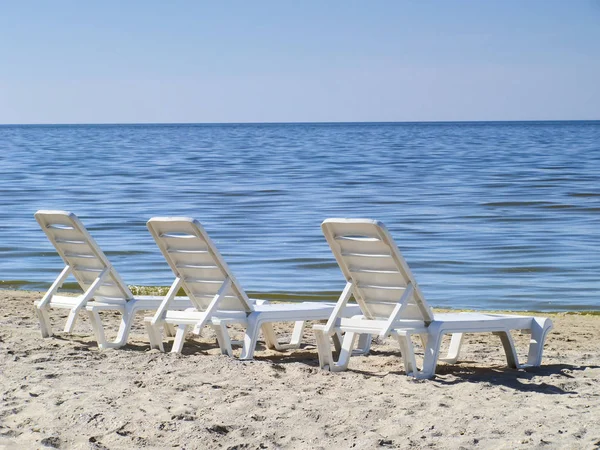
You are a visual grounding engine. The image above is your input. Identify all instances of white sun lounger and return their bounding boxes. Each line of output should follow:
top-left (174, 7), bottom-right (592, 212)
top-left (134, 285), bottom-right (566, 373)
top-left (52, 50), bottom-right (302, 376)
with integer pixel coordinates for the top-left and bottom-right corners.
top-left (144, 217), bottom-right (367, 359)
top-left (34, 210), bottom-right (189, 349)
top-left (314, 218), bottom-right (553, 378)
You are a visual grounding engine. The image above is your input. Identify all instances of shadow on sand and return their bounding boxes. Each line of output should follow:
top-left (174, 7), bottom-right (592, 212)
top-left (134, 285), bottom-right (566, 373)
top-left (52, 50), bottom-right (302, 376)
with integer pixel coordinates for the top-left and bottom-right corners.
top-left (52, 333), bottom-right (598, 396)
top-left (243, 344), bottom-right (597, 395)
top-left (430, 363), bottom-right (597, 394)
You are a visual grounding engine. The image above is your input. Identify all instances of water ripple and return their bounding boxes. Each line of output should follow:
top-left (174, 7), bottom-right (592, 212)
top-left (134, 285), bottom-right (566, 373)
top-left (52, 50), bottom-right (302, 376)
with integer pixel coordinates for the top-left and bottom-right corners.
top-left (1, 121), bottom-right (599, 311)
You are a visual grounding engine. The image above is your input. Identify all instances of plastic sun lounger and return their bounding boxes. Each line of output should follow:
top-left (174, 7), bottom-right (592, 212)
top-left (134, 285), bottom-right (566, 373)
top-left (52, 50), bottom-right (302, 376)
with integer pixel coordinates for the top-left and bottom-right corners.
top-left (313, 219), bottom-right (553, 379)
top-left (34, 210), bottom-right (189, 349)
top-left (144, 217), bottom-right (368, 359)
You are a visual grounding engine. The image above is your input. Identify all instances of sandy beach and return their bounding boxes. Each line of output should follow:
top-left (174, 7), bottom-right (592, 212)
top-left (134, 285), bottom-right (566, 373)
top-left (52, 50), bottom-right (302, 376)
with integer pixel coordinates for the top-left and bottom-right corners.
top-left (1, 290), bottom-right (599, 449)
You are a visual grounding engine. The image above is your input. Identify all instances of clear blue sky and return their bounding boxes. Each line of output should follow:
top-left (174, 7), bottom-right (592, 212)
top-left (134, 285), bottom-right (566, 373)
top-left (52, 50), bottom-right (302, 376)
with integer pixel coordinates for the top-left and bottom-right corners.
top-left (1, 1), bottom-right (599, 123)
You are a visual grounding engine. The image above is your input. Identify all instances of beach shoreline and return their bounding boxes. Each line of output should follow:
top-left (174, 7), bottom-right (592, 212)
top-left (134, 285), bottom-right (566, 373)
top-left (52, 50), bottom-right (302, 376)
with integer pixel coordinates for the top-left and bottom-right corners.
top-left (1, 289), bottom-right (599, 449)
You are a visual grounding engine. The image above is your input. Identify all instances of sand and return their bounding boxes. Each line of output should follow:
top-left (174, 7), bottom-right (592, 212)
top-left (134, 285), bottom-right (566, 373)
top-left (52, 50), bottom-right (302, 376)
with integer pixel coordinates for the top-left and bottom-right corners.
top-left (0, 290), bottom-right (599, 450)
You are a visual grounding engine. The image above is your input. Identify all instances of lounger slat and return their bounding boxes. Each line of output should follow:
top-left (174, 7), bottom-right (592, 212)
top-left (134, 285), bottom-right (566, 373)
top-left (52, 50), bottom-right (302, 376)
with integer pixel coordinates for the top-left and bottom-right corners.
top-left (337, 238), bottom-right (391, 256)
top-left (350, 270), bottom-right (409, 290)
top-left (73, 266), bottom-right (104, 273)
top-left (175, 264), bottom-right (219, 270)
top-left (349, 268), bottom-right (400, 274)
top-left (63, 252), bottom-right (96, 259)
top-left (69, 261), bottom-right (106, 273)
top-left (46, 224), bottom-right (75, 230)
top-left (169, 252), bottom-right (217, 267)
top-left (329, 223), bottom-right (382, 239)
top-left (40, 214), bottom-right (78, 227)
top-left (163, 237), bottom-right (208, 252)
top-left (342, 255), bottom-right (399, 272)
top-left (357, 284), bottom-right (405, 290)
top-left (159, 233), bottom-right (199, 239)
top-left (187, 287), bottom-right (247, 312)
top-left (216, 297), bottom-right (252, 311)
top-left (167, 249), bottom-right (209, 254)
top-left (175, 264), bottom-right (224, 282)
top-left (74, 273), bottom-right (103, 287)
top-left (153, 220), bottom-right (207, 236)
top-left (348, 302), bottom-right (396, 319)
top-left (359, 298), bottom-right (423, 318)
top-left (54, 238), bottom-right (87, 245)
top-left (335, 236), bottom-right (381, 242)
top-left (45, 227), bottom-right (88, 243)
top-left (358, 285), bottom-right (417, 308)
top-left (360, 286), bottom-right (407, 303)
top-left (341, 252), bottom-right (391, 258)
top-left (67, 257), bottom-right (104, 267)
top-left (184, 278), bottom-right (225, 285)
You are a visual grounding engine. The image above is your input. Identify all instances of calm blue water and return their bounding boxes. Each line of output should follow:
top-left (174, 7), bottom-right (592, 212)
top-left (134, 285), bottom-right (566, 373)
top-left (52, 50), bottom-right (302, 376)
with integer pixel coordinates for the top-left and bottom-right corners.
top-left (1, 122), bottom-right (599, 311)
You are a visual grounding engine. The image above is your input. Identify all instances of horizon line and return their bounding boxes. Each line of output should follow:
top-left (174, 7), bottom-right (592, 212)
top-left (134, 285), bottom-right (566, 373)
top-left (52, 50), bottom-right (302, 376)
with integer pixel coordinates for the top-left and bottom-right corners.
top-left (1, 119), bottom-right (599, 126)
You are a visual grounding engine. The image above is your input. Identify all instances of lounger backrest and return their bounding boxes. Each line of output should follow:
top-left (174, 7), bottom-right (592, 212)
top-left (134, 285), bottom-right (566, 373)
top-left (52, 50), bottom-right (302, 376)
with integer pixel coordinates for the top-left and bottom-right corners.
top-left (322, 219), bottom-right (434, 323)
top-left (34, 210), bottom-right (134, 303)
top-left (147, 217), bottom-right (253, 313)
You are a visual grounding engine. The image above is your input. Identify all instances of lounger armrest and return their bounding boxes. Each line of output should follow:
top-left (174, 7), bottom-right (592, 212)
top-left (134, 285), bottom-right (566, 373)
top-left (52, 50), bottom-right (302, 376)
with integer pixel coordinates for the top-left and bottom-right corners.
top-left (151, 277), bottom-right (182, 326)
top-left (37, 266), bottom-right (71, 309)
top-left (322, 282), bottom-right (354, 335)
top-left (76, 268), bottom-right (110, 307)
top-left (37, 265), bottom-right (71, 309)
top-left (378, 283), bottom-right (414, 339)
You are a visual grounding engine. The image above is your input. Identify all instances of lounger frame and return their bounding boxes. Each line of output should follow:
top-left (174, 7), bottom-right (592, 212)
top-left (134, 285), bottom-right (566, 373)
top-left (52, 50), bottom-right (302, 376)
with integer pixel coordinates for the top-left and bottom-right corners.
top-left (314, 218), bottom-right (553, 378)
top-left (145, 217), bottom-right (368, 359)
top-left (34, 210), bottom-right (188, 348)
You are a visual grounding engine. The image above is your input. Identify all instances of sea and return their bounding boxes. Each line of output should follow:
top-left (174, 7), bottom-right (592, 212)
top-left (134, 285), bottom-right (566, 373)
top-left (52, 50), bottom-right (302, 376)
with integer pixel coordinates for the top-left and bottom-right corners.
top-left (1, 121), bottom-right (599, 311)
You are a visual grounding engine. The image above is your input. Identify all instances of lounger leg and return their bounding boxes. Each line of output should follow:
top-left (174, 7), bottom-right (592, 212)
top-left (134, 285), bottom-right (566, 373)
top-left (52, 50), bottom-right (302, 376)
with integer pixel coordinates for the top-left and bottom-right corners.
top-left (333, 332), bottom-right (369, 356)
top-left (419, 326), bottom-right (444, 379)
top-left (354, 333), bottom-right (372, 355)
top-left (86, 310), bottom-right (107, 349)
top-left (109, 304), bottom-right (136, 349)
top-left (332, 332), bottom-right (343, 354)
top-left (63, 308), bottom-right (79, 333)
top-left (288, 321), bottom-right (305, 348)
top-left (314, 326), bottom-right (358, 372)
top-left (525, 318), bottom-right (553, 367)
top-left (261, 323), bottom-right (279, 350)
top-left (263, 321), bottom-right (306, 351)
top-left (494, 331), bottom-right (519, 368)
top-left (164, 323), bottom-right (176, 337)
top-left (330, 332), bottom-right (358, 372)
top-left (314, 327), bottom-right (335, 370)
top-left (210, 322), bottom-right (233, 356)
top-left (171, 325), bottom-right (189, 353)
top-left (439, 333), bottom-right (464, 364)
top-left (240, 314), bottom-right (262, 360)
top-left (396, 332), bottom-right (419, 376)
top-left (145, 321), bottom-right (165, 352)
top-left (35, 306), bottom-right (53, 338)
